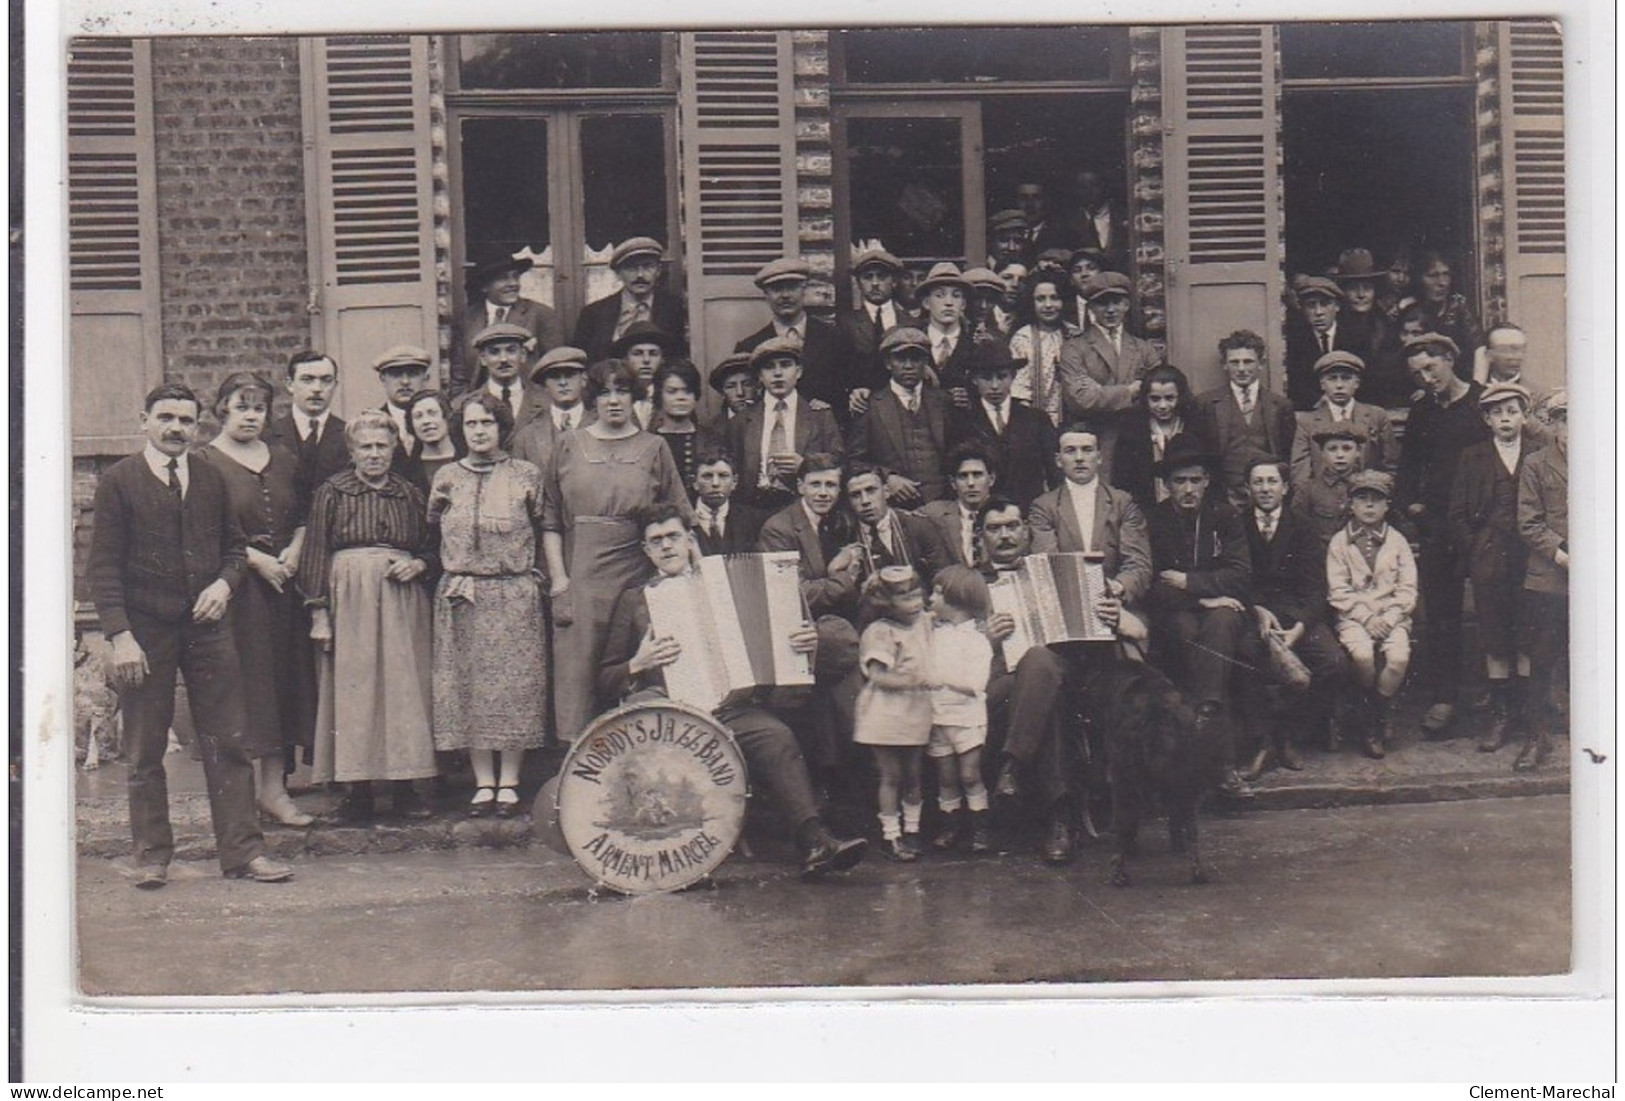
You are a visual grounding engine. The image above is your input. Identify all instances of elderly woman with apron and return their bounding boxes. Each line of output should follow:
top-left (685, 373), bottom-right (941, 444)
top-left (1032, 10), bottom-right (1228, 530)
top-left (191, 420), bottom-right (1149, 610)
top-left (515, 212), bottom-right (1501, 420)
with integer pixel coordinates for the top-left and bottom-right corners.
top-left (542, 358), bottom-right (692, 742)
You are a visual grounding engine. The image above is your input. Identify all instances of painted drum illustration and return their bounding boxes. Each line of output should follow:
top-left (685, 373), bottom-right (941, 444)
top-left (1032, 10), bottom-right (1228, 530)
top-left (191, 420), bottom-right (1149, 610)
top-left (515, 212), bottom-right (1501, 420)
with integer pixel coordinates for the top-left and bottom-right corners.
top-left (552, 700), bottom-right (750, 894)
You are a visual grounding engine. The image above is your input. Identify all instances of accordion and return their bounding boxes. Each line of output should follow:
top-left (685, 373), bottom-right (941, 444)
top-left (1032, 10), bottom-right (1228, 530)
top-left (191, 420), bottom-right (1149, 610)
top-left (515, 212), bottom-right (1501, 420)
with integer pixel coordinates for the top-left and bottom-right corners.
top-left (644, 551), bottom-right (815, 713)
top-left (987, 552), bottom-right (1113, 667)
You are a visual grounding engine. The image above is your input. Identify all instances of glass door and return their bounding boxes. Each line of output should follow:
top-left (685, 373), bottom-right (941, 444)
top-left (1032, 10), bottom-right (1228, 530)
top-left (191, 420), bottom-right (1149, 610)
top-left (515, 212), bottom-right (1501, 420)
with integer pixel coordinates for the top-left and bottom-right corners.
top-left (833, 101), bottom-right (984, 282)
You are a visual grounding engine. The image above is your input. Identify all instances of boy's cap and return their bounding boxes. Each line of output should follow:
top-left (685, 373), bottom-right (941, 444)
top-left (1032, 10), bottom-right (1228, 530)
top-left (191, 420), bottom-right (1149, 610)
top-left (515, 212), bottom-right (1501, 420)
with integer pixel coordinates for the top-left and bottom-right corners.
top-left (1311, 424), bottom-right (1369, 446)
top-left (852, 248), bottom-right (904, 275)
top-left (708, 352), bottom-right (755, 392)
top-left (1035, 247), bottom-right (1074, 267)
top-left (1402, 331), bottom-right (1460, 356)
top-left (1348, 470), bottom-right (1395, 498)
top-left (1069, 247), bottom-right (1108, 270)
top-left (878, 326), bottom-right (931, 355)
top-left (1296, 275), bottom-right (1344, 302)
top-left (989, 209), bottom-right (1029, 233)
top-left (1081, 271), bottom-right (1133, 301)
top-left (1541, 388), bottom-right (1568, 416)
top-left (753, 257), bottom-right (812, 288)
top-left (531, 346), bottom-right (589, 380)
top-left (1478, 380), bottom-right (1532, 409)
top-left (749, 336), bottom-right (803, 368)
top-left (472, 321), bottom-right (534, 349)
top-left (609, 237), bottom-right (665, 269)
top-left (373, 345), bottom-right (432, 373)
top-left (1314, 350), bottom-right (1366, 375)
top-left (961, 266), bottom-right (1007, 294)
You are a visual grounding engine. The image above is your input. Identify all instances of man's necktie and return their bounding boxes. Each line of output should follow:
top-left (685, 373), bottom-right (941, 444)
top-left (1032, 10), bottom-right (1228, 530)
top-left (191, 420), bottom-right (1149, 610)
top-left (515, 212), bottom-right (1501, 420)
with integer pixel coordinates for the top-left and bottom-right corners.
top-left (991, 403), bottom-right (1006, 434)
top-left (1320, 332), bottom-right (1331, 355)
top-left (501, 384), bottom-right (514, 416)
top-left (904, 391), bottom-right (918, 415)
top-left (166, 457), bottom-right (183, 502)
top-left (495, 306), bottom-right (509, 324)
top-left (1260, 513), bottom-right (1276, 541)
top-left (785, 328), bottom-right (803, 348)
top-left (1238, 386), bottom-right (1255, 416)
top-left (768, 400), bottom-right (790, 486)
top-left (555, 410), bottom-right (570, 432)
top-left (634, 300), bottom-right (651, 325)
top-left (935, 337), bottom-right (951, 367)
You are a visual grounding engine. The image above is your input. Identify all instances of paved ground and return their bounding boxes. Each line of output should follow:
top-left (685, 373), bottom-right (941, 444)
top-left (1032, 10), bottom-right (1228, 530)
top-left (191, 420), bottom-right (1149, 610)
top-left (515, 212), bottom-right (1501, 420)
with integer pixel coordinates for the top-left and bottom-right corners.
top-left (76, 794), bottom-right (1571, 996)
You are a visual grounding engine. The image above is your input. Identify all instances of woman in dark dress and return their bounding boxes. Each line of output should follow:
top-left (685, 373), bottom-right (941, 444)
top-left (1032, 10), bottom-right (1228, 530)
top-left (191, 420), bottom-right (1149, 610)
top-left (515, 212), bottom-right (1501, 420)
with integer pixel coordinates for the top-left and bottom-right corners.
top-left (1111, 363), bottom-right (1211, 511)
top-left (403, 389), bottom-right (461, 495)
top-left (649, 359), bottom-right (724, 501)
top-left (196, 371), bottom-right (315, 827)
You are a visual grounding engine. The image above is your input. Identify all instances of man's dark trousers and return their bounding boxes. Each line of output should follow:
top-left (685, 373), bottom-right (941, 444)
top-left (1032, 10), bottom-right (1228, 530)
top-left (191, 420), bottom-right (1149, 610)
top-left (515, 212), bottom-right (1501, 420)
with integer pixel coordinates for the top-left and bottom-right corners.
top-left (122, 607), bottom-right (263, 871)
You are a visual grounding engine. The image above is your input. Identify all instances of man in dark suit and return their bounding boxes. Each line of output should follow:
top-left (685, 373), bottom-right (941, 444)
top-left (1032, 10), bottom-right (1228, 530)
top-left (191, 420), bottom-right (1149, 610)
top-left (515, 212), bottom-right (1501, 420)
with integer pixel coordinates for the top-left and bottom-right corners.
top-left (1236, 457), bottom-right (1348, 776)
top-left (1057, 271), bottom-right (1164, 484)
top-left (705, 352), bottom-right (761, 432)
top-left (1144, 437), bottom-right (1256, 798)
top-left (836, 248), bottom-right (919, 412)
top-left (454, 322), bottom-right (549, 434)
top-left (843, 462), bottom-right (950, 587)
top-left (90, 383), bottom-right (292, 889)
top-left (915, 441), bottom-right (997, 568)
top-left (913, 262), bottom-right (978, 407)
top-left (726, 337), bottom-right (845, 514)
top-left (597, 503), bottom-right (866, 880)
top-left (371, 344), bottom-right (432, 477)
top-left (1017, 181), bottom-right (1077, 260)
top-left (988, 207), bottom-right (1033, 270)
top-left (571, 237), bottom-right (688, 364)
top-left (265, 350), bottom-right (349, 502)
top-left (733, 256), bottom-right (859, 418)
top-left (1068, 168), bottom-right (1129, 272)
top-left (950, 341), bottom-right (1058, 509)
top-left (453, 249), bottom-right (561, 396)
top-left (1192, 329), bottom-right (1298, 505)
top-left (691, 450), bottom-right (768, 556)
top-left (510, 346), bottom-right (593, 471)
top-left (1284, 275), bottom-right (1360, 411)
top-left (850, 326), bottom-right (953, 506)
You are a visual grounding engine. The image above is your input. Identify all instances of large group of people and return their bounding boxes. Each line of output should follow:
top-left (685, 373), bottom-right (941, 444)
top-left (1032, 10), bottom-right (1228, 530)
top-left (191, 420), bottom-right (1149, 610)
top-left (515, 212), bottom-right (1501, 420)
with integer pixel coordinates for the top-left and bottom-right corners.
top-left (89, 224), bottom-right (1570, 891)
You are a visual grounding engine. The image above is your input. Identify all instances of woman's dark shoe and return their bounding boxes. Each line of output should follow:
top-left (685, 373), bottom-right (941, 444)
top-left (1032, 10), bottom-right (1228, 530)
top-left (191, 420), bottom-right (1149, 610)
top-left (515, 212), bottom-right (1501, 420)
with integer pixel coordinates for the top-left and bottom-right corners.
top-left (391, 783), bottom-right (434, 821)
top-left (334, 786), bottom-right (375, 824)
top-left (467, 786), bottom-right (495, 819)
top-left (494, 785), bottom-right (521, 819)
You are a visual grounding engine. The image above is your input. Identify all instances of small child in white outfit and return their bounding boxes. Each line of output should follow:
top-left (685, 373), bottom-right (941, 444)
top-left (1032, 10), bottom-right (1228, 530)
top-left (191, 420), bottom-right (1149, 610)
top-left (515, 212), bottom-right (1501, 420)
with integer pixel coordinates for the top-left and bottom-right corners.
top-left (926, 565), bottom-right (995, 854)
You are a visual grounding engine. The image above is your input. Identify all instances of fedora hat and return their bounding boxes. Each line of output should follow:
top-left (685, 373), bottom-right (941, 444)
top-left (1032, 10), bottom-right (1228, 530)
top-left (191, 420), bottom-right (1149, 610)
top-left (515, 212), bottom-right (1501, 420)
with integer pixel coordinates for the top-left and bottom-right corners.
top-left (914, 261), bottom-right (971, 296)
top-left (1332, 248), bottom-right (1381, 283)
top-left (466, 247), bottom-right (534, 289)
top-left (1154, 434), bottom-right (1221, 478)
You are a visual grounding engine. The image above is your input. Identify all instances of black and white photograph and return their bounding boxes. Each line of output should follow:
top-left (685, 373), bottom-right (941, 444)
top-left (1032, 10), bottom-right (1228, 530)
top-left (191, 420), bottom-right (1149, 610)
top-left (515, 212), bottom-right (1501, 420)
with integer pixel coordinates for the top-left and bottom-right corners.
top-left (19, 0), bottom-right (1615, 1083)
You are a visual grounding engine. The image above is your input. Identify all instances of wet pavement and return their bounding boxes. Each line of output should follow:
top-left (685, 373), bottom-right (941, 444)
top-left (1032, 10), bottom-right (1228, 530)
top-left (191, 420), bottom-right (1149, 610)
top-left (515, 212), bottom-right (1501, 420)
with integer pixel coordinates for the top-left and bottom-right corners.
top-left (76, 794), bottom-right (1570, 996)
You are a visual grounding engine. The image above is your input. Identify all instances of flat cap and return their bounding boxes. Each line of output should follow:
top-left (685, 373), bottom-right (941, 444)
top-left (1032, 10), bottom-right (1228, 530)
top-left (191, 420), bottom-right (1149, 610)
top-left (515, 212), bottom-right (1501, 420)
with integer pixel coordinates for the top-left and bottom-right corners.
top-left (1541, 388), bottom-right (1568, 416)
top-left (1035, 247), bottom-right (1074, 268)
top-left (609, 321), bottom-right (679, 359)
top-left (708, 352), bottom-right (756, 392)
top-left (1311, 424), bottom-right (1370, 446)
top-left (989, 208), bottom-right (1030, 233)
top-left (1402, 331), bottom-right (1461, 356)
top-left (1314, 350), bottom-right (1366, 375)
top-left (878, 326), bottom-right (931, 355)
top-left (753, 256), bottom-right (812, 288)
top-left (1296, 275), bottom-right (1345, 301)
top-left (749, 336), bottom-right (804, 368)
top-left (1068, 247), bottom-right (1107, 270)
top-left (530, 346), bottom-right (589, 380)
top-left (372, 345), bottom-right (432, 373)
top-left (915, 261), bottom-right (971, 296)
top-left (610, 236), bottom-right (665, 269)
top-left (1348, 470), bottom-right (1395, 498)
top-left (1081, 271), bottom-right (1133, 301)
top-left (1478, 380), bottom-right (1533, 408)
top-left (852, 247), bottom-right (904, 274)
top-left (472, 321), bottom-right (534, 349)
top-left (961, 266), bottom-right (1007, 294)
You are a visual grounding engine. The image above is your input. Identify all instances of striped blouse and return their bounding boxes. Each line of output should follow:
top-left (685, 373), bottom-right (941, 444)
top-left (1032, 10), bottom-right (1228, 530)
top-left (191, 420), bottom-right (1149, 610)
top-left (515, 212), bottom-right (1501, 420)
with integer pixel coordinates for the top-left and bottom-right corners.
top-left (297, 469), bottom-right (438, 606)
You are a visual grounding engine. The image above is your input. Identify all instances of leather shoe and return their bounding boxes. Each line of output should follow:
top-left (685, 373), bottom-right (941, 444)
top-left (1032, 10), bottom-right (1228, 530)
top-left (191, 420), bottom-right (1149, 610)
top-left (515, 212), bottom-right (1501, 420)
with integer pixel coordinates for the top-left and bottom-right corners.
top-left (225, 856), bottom-right (294, 883)
top-left (1041, 817), bottom-right (1074, 865)
top-left (993, 758), bottom-right (1021, 801)
top-left (931, 811), bottom-right (962, 852)
top-left (1218, 769), bottom-right (1257, 800)
top-left (882, 837), bottom-right (919, 863)
top-left (800, 832), bottom-right (867, 879)
top-left (1278, 740), bottom-right (1305, 771)
top-left (1420, 703), bottom-right (1456, 739)
top-left (1240, 745), bottom-right (1272, 782)
top-left (391, 785), bottom-right (435, 821)
top-left (133, 863), bottom-right (168, 890)
top-left (968, 811), bottom-right (993, 854)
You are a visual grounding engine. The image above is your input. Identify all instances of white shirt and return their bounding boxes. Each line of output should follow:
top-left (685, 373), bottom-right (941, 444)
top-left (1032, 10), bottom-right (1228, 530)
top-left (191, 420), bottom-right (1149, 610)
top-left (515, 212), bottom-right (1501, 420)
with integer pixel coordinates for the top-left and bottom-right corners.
top-left (485, 301), bottom-right (516, 327)
top-left (956, 502), bottom-right (978, 565)
top-left (1315, 322), bottom-right (1338, 354)
top-left (890, 380), bottom-right (923, 412)
top-left (695, 499), bottom-right (731, 538)
top-left (486, 378), bottom-right (524, 421)
top-left (758, 391), bottom-right (801, 487)
top-left (929, 617), bottom-right (993, 728)
top-left (1494, 437), bottom-right (1523, 476)
top-left (981, 397), bottom-right (1012, 433)
top-left (773, 317), bottom-right (807, 345)
top-left (799, 500), bottom-right (826, 535)
top-left (1062, 477), bottom-right (1098, 552)
top-left (866, 301), bottom-right (898, 333)
top-left (1327, 398), bottom-right (1352, 422)
top-left (1088, 205), bottom-right (1114, 251)
top-left (926, 323), bottom-right (961, 365)
top-left (552, 403), bottom-right (583, 432)
top-left (142, 444), bottom-right (189, 497)
top-left (294, 410), bottom-right (333, 442)
top-left (1255, 507), bottom-right (1282, 540)
top-left (385, 404), bottom-right (413, 451)
top-left (1094, 324), bottom-right (1123, 356)
top-left (1230, 381), bottom-right (1258, 414)
top-left (633, 399), bottom-right (654, 430)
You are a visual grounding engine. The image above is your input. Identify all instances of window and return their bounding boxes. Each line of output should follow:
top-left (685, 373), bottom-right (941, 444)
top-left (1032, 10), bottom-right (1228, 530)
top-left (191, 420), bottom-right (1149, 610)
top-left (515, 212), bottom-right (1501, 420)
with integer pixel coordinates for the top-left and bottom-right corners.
top-left (1280, 21), bottom-right (1470, 83)
top-left (456, 33), bottom-right (668, 90)
top-left (839, 27), bottom-right (1123, 85)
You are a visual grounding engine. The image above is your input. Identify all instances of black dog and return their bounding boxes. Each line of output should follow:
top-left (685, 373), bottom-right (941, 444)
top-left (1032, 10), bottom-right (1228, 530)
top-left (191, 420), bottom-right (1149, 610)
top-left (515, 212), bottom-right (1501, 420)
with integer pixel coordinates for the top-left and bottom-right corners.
top-left (1080, 662), bottom-right (1226, 887)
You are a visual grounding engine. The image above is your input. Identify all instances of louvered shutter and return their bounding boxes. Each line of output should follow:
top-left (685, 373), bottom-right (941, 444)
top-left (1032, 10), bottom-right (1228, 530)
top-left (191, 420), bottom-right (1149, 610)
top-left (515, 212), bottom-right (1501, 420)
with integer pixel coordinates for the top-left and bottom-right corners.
top-left (677, 31), bottom-right (799, 374)
top-left (1498, 19), bottom-right (1566, 391)
top-left (1161, 26), bottom-right (1285, 393)
top-left (302, 35), bottom-right (438, 416)
top-left (67, 38), bottom-right (161, 454)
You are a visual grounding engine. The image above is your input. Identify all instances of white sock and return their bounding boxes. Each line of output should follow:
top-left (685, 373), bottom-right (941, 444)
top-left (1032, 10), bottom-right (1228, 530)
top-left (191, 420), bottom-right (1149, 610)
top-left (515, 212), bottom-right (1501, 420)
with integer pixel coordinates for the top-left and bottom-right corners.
top-left (938, 794), bottom-right (963, 814)
top-left (901, 801), bottom-right (923, 834)
top-left (879, 812), bottom-right (901, 841)
top-left (965, 788), bottom-right (989, 813)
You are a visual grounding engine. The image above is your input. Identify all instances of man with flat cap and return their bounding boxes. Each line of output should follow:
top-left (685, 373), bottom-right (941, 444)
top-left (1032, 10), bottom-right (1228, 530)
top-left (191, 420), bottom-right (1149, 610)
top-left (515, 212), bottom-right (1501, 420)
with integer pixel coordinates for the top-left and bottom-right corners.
top-left (510, 345), bottom-right (594, 471)
top-left (1288, 349), bottom-right (1397, 489)
top-left (850, 326), bottom-right (954, 507)
top-left (457, 321), bottom-right (548, 434)
top-left (837, 247), bottom-right (920, 406)
top-left (706, 352), bottom-right (761, 428)
top-left (1397, 330), bottom-right (1490, 739)
top-left (1057, 270), bottom-right (1164, 482)
top-left (726, 336), bottom-right (845, 514)
top-left (988, 208), bottom-right (1032, 270)
top-left (1285, 274), bottom-right (1359, 411)
top-left (734, 256), bottom-right (857, 419)
top-left (455, 248), bottom-right (561, 396)
top-left (372, 344), bottom-right (433, 472)
top-left (572, 236), bottom-right (688, 363)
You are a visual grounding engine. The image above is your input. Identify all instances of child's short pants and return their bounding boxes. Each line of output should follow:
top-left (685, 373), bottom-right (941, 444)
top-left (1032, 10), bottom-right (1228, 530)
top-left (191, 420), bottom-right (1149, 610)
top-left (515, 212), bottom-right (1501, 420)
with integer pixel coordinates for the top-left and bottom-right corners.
top-left (927, 723), bottom-right (987, 758)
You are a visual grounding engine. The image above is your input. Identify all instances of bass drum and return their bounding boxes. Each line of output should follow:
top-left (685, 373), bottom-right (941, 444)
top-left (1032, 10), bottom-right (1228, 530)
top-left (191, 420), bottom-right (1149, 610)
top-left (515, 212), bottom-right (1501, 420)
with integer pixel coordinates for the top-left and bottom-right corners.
top-left (549, 700), bottom-right (750, 894)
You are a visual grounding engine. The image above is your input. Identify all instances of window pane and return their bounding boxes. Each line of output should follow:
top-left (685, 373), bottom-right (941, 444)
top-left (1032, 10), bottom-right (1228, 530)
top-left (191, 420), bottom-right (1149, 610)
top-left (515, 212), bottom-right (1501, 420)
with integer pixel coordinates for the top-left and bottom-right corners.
top-left (1280, 21), bottom-right (1469, 81)
top-left (579, 114), bottom-right (671, 305)
top-left (459, 117), bottom-right (554, 308)
top-left (982, 94), bottom-right (1126, 234)
top-left (840, 27), bottom-right (1119, 84)
top-left (847, 116), bottom-right (964, 266)
top-left (458, 33), bottom-right (665, 90)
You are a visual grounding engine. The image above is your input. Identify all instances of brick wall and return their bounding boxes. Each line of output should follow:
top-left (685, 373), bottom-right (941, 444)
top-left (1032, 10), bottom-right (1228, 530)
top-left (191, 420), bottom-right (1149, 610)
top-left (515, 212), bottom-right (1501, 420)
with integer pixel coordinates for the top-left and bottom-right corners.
top-left (151, 37), bottom-right (311, 416)
top-left (790, 31), bottom-right (835, 311)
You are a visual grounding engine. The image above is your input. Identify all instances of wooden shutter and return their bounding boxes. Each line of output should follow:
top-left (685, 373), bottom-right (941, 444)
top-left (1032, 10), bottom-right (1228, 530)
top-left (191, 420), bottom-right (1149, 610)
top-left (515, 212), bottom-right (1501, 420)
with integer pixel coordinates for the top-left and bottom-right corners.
top-left (677, 31), bottom-right (799, 374)
top-left (302, 35), bottom-right (438, 416)
top-left (1161, 25), bottom-right (1285, 394)
top-left (68, 38), bottom-right (161, 455)
top-left (1498, 19), bottom-right (1566, 391)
